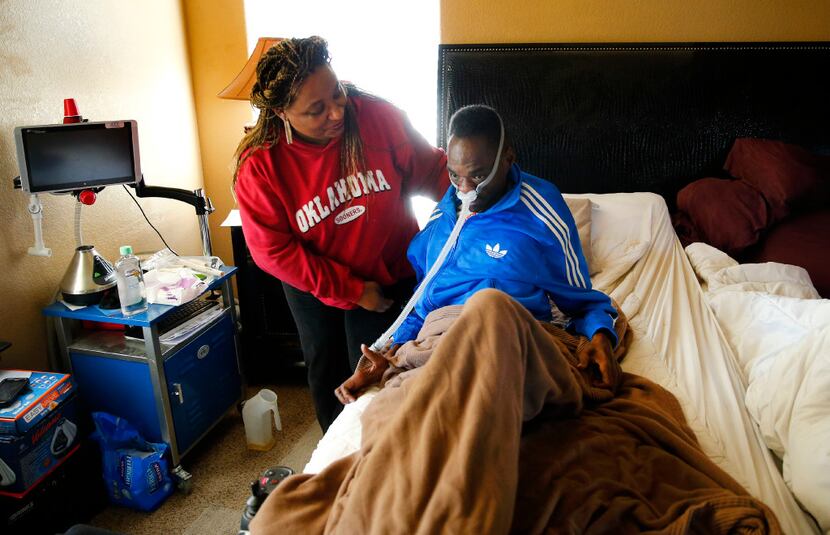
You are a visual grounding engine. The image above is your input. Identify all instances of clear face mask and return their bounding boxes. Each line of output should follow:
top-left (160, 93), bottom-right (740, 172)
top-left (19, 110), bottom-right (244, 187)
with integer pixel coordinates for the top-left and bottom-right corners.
top-left (368, 114), bottom-right (506, 352)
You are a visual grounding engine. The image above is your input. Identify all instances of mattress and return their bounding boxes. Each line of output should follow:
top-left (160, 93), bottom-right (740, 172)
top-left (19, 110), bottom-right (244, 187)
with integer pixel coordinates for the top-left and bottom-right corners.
top-left (304, 192), bottom-right (819, 534)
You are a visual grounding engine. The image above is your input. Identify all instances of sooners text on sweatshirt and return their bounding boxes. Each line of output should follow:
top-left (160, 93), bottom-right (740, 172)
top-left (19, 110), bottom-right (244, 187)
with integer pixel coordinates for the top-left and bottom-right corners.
top-left (235, 96), bottom-right (448, 309)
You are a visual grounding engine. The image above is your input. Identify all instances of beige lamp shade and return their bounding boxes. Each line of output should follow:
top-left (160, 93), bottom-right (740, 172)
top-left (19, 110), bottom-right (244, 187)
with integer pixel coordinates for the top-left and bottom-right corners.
top-left (218, 37), bottom-right (283, 100)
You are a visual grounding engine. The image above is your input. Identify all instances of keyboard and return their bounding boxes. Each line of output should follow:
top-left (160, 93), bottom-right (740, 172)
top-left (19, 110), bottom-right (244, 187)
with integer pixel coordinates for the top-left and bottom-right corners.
top-left (124, 298), bottom-right (219, 340)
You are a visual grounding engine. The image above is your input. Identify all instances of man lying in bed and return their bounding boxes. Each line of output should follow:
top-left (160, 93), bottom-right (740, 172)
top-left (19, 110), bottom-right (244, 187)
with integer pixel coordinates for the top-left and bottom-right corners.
top-left (251, 106), bottom-right (782, 534)
top-left (335, 104), bottom-right (620, 403)
top-left (252, 246), bottom-right (780, 533)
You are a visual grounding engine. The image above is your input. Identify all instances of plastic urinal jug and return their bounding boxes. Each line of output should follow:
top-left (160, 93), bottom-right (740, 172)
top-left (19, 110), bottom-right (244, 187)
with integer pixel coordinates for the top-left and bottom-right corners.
top-left (242, 389), bottom-right (282, 451)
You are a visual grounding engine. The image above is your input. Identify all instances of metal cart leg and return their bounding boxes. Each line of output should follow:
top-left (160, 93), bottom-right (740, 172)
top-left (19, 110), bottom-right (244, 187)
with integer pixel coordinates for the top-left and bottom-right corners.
top-left (53, 317), bottom-right (74, 372)
top-left (143, 325), bottom-right (181, 466)
top-left (222, 277), bottom-right (247, 399)
top-left (172, 464), bottom-right (193, 494)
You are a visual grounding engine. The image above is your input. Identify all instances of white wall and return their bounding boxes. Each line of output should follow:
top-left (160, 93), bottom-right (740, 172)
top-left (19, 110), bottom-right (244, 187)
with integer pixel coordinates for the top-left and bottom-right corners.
top-left (244, 0), bottom-right (440, 144)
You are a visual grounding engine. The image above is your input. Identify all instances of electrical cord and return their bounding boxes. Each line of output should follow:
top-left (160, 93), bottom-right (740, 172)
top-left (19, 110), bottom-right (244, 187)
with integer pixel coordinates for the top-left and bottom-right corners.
top-left (122, 185), bottom-right (179, 256)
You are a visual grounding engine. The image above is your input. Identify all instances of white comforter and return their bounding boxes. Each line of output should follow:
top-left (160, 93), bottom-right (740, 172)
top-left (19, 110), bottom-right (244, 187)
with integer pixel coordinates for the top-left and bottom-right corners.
top-left (687, 242), bottom-right (830, 532)
top-left (305, 193), bottom-right (820, 534)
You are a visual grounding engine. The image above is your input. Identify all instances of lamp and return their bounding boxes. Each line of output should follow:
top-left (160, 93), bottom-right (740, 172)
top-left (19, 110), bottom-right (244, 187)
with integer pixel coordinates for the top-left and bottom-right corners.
top-left (218, 37), bottom-right (283, 100)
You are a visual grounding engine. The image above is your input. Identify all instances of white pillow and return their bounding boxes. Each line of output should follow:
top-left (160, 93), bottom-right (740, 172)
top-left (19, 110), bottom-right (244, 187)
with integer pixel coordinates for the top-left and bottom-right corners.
top-left (685, 242), bottom-right (739, 289)
top-left (563, 196), bottom-right (594, 274)
top-left (580, 192), bottom-right (657, 286)
top-left (716, 264), bottom-right (819, 298)
top-left (685, 242), bottom-right (819, 299)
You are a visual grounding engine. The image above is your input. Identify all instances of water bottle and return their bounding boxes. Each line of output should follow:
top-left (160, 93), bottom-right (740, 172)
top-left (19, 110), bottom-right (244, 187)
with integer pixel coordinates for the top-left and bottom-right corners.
top-left (115, 245), bottom-right (148, 316)
top-left (242, 389), bottom-right (282, 451)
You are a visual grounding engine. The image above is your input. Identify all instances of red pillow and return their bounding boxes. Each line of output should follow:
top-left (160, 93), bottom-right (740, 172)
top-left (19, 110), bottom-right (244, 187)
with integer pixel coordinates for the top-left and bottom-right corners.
top-left (671, 210), bottom-right (703, 248)
top-left (676, 177), bottom-right (770, 255)
top-left (724, 138), bottom-right (830, 222)
top-left (745, 209), bottom-right (830, 298)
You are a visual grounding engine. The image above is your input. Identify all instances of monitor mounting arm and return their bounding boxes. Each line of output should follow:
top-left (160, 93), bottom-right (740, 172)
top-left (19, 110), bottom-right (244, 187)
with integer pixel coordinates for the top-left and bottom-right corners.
top-left (130, 175), bottom-right (215, 256)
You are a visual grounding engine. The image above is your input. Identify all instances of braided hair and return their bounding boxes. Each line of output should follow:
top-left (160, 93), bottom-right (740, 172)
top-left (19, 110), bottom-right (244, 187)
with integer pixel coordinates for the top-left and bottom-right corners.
top-left (232, 36), bottom-right (366, 185)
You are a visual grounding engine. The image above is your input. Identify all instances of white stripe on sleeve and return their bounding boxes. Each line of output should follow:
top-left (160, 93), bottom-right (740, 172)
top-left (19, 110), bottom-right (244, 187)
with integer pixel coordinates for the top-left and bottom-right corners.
top-left (521, 183), bottom-right (587, 287)
top-left (519, 195), bottom-right (577, 286)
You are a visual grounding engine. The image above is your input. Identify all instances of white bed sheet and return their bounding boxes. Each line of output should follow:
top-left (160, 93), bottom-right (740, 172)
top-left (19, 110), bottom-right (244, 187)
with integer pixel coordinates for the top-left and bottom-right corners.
top-left (304, 192), bottom-right (819, 534)
top-left (686, 242), bottom-right (830, 531)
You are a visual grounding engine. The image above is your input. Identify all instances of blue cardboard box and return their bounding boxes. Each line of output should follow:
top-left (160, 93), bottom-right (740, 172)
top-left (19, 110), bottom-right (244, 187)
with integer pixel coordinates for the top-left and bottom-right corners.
top-left (0, 372), bottom-right (80, 497)
top-left (0, 372), bottom-right (75, 434)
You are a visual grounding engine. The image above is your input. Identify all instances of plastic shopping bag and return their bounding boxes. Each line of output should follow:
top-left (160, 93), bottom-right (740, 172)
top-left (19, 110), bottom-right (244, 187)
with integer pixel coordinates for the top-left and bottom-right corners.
top-left (143, 268), bottom-right (208, 305)
top-left (91, 412), bottom-right (174, 511)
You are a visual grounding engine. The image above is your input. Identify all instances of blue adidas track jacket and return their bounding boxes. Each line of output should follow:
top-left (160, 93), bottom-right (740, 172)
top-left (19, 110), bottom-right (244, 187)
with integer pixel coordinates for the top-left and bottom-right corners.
top-left (392, 164), bottom-right (618, 345)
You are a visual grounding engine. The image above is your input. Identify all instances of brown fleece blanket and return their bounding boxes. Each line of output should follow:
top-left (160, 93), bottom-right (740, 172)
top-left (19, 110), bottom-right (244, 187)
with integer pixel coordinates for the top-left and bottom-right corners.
top-left (250, 289), bottom-right (780, 535)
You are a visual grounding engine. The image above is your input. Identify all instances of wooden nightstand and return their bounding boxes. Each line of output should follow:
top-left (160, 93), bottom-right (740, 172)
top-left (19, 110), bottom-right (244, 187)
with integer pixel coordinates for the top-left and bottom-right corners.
top-left (230, 225), bottom-right (304, 381)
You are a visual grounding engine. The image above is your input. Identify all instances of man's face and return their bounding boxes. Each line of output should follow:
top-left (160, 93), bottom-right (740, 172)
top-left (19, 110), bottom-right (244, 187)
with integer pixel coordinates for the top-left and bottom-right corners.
top-left (447, 134), bottom-right (514, 212)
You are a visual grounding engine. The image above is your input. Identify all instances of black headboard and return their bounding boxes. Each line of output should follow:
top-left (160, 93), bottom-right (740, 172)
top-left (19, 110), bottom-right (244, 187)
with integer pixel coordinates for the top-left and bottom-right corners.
top-left (437, 42), bottom-right (830, 204)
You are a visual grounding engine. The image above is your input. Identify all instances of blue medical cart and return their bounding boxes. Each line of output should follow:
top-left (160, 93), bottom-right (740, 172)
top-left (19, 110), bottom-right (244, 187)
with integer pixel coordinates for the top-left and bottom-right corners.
top-left (42, 267), bottom-right (242, 479)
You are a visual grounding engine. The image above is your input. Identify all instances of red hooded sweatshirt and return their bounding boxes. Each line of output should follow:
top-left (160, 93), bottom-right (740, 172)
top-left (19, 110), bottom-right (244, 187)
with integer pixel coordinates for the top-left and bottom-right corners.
top-left (235, 95), bottom-right (449, 309)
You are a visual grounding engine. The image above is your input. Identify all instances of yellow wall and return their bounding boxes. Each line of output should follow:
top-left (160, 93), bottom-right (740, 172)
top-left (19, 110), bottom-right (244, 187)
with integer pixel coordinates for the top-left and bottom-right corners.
top-left (441, 0), bottom-right (830, 43)
top-left (181, 0), bottom-right (251, 271)
top-left (0, 0), bottom-right (203, 369)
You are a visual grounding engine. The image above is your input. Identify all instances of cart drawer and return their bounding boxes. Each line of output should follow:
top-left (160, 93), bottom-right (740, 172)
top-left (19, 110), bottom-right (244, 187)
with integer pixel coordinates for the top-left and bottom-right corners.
top-left (164, 314), bottom-right (240, 453)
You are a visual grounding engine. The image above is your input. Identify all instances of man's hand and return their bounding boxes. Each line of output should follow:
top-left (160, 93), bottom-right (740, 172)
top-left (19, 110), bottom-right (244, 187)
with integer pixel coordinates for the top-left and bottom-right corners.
top-left (356, 281), bottom-right (393, 313)
top-left (335, 343), bottom-right (398, 404)
top-left (575, 330), bottom-right (620, 391)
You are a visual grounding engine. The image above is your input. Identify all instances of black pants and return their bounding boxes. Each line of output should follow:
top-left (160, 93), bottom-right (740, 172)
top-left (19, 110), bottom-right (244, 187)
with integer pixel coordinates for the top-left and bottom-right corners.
top-left (282, 278), bottom-right (415, 432)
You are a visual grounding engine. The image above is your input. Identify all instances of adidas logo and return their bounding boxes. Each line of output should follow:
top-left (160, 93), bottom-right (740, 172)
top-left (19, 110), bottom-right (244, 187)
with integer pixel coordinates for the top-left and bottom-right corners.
top-left (485, 243), bottom-right (508, 259)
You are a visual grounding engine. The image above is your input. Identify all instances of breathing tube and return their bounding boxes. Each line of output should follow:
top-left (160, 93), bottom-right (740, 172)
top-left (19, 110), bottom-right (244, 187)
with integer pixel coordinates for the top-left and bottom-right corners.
top-left (369, 116), bottom-right (505, 352)
top-left (74, 200), bottom-right (84, 247)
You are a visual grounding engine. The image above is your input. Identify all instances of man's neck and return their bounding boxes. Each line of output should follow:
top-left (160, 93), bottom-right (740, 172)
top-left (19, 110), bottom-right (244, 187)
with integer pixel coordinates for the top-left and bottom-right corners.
top-left (469, 177), bottom-right (513, 213)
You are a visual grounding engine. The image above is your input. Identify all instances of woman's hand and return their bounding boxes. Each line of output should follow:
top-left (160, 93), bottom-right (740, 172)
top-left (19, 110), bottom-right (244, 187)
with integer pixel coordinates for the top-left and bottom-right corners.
top-left (575, 330), bottom-right (621, 392)
top-left (335, 343), bottom-right (398, 404)
top-left (356, 281), bottom-right (393, 312)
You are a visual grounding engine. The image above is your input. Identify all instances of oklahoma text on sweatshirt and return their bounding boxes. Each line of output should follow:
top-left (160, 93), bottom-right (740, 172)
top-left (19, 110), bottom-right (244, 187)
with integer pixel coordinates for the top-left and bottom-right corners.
top-left (235, 95), bottom-right (449, 309)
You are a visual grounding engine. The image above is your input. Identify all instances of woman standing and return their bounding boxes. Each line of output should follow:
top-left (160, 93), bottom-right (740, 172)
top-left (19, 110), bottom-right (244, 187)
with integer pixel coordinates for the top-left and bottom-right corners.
top-left (233, 36), bottom-right (448, 431)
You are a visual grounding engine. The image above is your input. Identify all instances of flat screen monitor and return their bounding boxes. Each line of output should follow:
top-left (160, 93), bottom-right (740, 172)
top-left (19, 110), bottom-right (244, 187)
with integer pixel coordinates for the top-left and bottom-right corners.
top-left (14, 120), bottom-right (140, 194)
